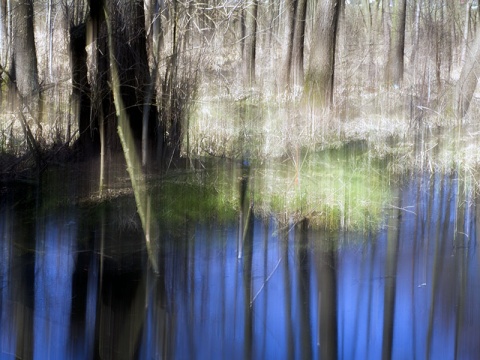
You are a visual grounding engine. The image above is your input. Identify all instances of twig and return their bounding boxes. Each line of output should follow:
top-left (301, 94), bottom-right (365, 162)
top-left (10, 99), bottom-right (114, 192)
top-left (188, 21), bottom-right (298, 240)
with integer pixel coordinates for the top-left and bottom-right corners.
top-left (250, 257), bottom-right (282, 308)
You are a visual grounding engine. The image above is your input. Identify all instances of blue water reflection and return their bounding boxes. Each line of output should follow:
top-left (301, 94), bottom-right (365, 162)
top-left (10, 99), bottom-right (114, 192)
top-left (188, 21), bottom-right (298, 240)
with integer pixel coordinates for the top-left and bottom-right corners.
top-left (1, 172), bottom-right (480, 359)
top-left (34, 215), bottom-right (76, 359)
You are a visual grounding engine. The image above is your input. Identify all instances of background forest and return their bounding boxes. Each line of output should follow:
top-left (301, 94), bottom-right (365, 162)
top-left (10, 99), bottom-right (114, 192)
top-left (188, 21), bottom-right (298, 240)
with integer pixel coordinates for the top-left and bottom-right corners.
top-left (0, 0), bottom-right (479, 174)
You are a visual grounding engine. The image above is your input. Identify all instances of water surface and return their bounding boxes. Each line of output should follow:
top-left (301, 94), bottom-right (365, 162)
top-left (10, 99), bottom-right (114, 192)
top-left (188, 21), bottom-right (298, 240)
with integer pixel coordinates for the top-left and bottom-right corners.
top-left (1, 159), bottom-right (479, 359)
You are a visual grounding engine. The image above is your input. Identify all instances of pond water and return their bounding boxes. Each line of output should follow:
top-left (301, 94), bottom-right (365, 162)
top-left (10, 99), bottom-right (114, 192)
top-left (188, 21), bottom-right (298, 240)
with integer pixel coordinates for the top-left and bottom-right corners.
top-left (1, 154), bottom-right (480, 359)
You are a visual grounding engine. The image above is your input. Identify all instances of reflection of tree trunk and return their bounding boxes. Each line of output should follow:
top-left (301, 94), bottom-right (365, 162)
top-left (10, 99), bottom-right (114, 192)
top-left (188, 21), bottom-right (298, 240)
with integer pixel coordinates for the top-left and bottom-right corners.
top-left (366, 233), bottom-right (378, 357)
top-left (426, 174), bottom-right (451, 359)
top-left (12, 206), bottom-right (35, 359)
top-left (296, 219), bottom-right (313, 359)
top-left (453, 176), bottom-right (467, 358)
top-left (382, 190), bottom-right (402, 360)
top-left (260, 220), bottom-right (269, 359)
top-left (238, 163), bottom-right (250, 259)
top-left (317, 233), bottom-right (338, 360)
top-left (96, 267), bottom-right (147, 359)
top-left (280, 228), bottom-right (294, 359)
top-left (243, 211), bottom-right (254, 360)
top-left (454, 176), bottom-right (466, 249)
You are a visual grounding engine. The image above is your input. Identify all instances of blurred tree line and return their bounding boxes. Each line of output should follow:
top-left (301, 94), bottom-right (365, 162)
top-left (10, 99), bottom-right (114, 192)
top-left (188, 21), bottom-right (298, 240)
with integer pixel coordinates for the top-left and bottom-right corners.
top-left (0, 0), bottom-right (478, 168)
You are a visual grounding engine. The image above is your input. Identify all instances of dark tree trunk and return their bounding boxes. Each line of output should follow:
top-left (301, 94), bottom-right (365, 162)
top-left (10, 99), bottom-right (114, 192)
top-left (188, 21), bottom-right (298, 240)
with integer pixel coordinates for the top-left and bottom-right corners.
top-left (87, 0), bottom-right (118, 155)
top-left (70, 23), bottom-right (95, 155)
top-left (382, 190), bottom-right (401, 360)
top-left (114, 0), bottom-right (157, 141)
top-left (318, 237), bottom-right (338, 360)
top-left (81, 0), bottom-right (159, 161)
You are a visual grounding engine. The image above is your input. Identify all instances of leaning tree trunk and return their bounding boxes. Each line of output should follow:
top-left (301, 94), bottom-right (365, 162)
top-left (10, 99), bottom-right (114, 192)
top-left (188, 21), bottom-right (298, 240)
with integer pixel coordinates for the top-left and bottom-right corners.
top-left (304, 0), bottom-right (340, 109)
top-left (455, 26), bottom-right (480, 119)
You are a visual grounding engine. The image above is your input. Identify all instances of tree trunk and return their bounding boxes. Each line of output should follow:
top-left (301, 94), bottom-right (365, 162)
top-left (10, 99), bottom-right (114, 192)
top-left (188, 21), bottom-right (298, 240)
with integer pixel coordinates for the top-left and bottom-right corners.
top-left (385, 0), bottom-right (407, 87)
top-left (455, 25), bottom-right (480, 118)
top-left (70, 23), bottom-right (94, 155)
top-left (291, 0), bottom-right (307, 87)
top-left (0, 0), bottom-right (11, 105)
top-left (461, 1), bottom-right (472, 66)
top-left (83, 0), bottom-right (159, 160)
top-left (244, 0), bottom-right (258, 87)
top-left (410, 0), bottom-right (422, 66)
top-left (317, 237), bottom-right (338, 360)
top-left (281, 0), bottom-right (296, 89)
top-left (11, 0), bottom-right (39, 98)
top-left (114, 0), bottom-right (156, 141)
top-left (382, 189), bottom-right (401, 360)
top-left (87, 0), bottom-right (117, 157)
top-left (0, 0), bottom-right (10, 68)
top-left (304, 0), bottom-right (340, 108)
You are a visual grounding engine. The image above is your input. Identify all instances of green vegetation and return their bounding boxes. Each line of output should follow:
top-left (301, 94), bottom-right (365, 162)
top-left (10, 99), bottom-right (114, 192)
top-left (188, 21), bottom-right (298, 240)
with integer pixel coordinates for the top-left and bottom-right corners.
top-left (147, 144), bottom-right (392, 232)
top-left (250, 145), bottom-right (391, 232)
